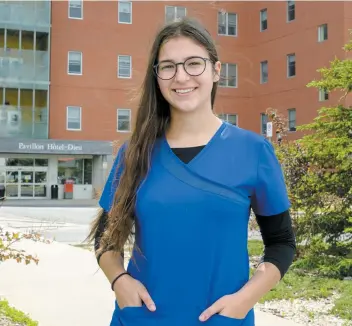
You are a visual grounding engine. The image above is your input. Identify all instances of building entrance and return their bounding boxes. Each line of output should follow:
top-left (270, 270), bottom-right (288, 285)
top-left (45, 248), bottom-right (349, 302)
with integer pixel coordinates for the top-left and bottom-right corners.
top-left (0, 158), bottom-right (49, 199)
top-left (4, 168), bottom-right (48, 198)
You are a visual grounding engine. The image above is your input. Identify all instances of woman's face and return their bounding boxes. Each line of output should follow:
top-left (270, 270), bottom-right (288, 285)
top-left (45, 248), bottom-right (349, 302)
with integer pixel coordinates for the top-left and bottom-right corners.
top-left (156, 36), bottom-right (221, 114)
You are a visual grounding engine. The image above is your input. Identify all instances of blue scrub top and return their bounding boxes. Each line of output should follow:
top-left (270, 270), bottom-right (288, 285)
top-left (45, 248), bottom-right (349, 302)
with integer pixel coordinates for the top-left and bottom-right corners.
top-left (100, 122), bottom-right (290, 326)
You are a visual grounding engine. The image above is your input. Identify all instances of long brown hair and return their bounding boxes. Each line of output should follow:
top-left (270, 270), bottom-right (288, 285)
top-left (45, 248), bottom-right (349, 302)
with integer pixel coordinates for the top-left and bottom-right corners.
top-left (88, 17), bottom-right (220, 256)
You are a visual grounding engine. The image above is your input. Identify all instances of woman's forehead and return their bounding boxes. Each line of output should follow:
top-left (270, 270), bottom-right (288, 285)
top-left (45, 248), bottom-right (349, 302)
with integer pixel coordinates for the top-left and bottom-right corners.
top-left (158, 36), bottom-right (208, 62)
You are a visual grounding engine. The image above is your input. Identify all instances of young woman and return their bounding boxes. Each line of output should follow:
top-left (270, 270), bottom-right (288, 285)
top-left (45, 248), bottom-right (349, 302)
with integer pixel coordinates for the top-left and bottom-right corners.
top-left (88, 17), bottom-right (296, 326)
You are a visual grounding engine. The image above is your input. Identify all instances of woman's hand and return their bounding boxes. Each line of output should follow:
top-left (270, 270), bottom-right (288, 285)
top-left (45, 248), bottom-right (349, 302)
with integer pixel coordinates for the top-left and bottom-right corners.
top-left (199, 293), bottom-right (251, 322)
top-left (113, 274), bottom-right (156, 312)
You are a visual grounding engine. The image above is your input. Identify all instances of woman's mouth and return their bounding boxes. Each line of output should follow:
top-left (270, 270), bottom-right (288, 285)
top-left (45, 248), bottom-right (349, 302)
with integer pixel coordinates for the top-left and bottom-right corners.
top-left (173, 88), bottom-right (197, 95)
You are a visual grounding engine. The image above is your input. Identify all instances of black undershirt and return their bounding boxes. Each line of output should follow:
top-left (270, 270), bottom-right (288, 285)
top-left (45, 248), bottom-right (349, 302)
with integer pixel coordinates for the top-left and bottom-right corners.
top-left (95, 145), bottom-right (296, 279)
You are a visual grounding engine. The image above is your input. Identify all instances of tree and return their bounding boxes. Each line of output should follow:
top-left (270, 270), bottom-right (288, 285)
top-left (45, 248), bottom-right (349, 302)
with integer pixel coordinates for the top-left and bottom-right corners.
top-left (0, 227), bottom-right (50, 265)
top-left (272, 37), bottom-right (352, 278)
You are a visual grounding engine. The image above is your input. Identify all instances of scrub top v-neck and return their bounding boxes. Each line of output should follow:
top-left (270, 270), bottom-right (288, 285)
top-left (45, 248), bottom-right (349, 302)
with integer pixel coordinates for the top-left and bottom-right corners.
top-left (99, 122), bottom-right (291, 326)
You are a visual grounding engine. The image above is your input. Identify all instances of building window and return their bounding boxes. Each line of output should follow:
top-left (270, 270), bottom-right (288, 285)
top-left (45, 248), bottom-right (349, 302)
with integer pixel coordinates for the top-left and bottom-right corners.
top-left (287, 0), bottom-right (295, 22)
top-left (68, 0), bottom-right (83, 19)
top-left (165, 6), bottom-right (186, 23)
top-left (261, 113), bottom-right (268, 135)
top-left (117, 109), bottom-right (131, 132)
top-left (287, 54), bottom-right (296, 78)
top-left (319, 89), bottom-right (329, 101)
top-left (318, 24), bottom-right (328, 42)
top-left (218, 12), bottom-right (237, 36)
top-left (288, 108), bottom-right (296, 131)
top-left (68, 51), bottom-right (82, 75)
top-left (219, 63), bottom-right (237, 87)
top-left (58, 158), bottom-right (92, 185)
top-left (260, 60), bottom-right (268, 83)
top-left (118, 1), bottom-right (132, 24)
top-left (260, 9), bottom-right (267, 31)
top-left (117, 55), bottom-right (132, 78)
top-left (67, 106), bottom-right (81, 131)
top-left (218, 113), bottom-right (238, 126)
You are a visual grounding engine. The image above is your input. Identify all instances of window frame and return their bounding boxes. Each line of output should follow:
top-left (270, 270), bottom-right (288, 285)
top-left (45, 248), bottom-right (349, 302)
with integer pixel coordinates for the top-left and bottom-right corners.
top-left (117, 108), bottom-right (131, 132)
top-left (68, 0), bottom-right (83, 20)
top-left (118, 1), bottom-right (132, 24)
top-left (287, 53), bottom-right (296, 78)
top-left (319, 88), bottom-right (329, 101)
top-left (218, 113), bottom-right (238, 126)
top-left (165, 6), bottom-right (187, 23)
top-left (260, 113), bottom-right (268, 135)
top-left (219, 63), bottom-right (238, 88)
top-left (66, 106), bottom-right (82, 131)
top-left (67, 51), bottom-right (82, 75)
top-left (260, 9), bottom-right (268, 31)
top-left (218, 11), bottom-right (238, 37)
top-left (287, 0), bottom-right (295, 22)
top-left (117, 55), bottom-right (132, 79)
top-left (318, 23), bottom-right (328, 42)
top-left (260, 60), bottom-right (268, 84)
top-left (288, 108), bottom-right (296, 132)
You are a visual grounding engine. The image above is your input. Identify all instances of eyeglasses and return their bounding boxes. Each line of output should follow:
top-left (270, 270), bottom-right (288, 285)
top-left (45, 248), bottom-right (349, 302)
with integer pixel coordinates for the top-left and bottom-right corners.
top-left (153, 56), bottom-right (212, 80)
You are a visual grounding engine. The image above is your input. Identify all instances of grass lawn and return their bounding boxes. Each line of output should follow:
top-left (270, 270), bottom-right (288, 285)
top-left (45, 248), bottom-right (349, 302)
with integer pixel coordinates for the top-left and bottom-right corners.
top-left (248, 239), bottom-right (352, 320)
top-left (0, 299), bottom-right (38, 326)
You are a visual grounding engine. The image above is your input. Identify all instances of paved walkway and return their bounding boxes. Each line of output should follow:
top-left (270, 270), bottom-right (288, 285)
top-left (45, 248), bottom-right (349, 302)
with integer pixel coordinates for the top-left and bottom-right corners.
top-left (0, 221), bottom-right (303, 326)
top-left (1, 198), bottom-right (98, 208)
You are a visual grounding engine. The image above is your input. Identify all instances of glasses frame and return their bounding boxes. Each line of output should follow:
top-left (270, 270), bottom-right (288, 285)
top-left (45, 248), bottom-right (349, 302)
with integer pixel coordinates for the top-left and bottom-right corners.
top-left (153, 56), bottom-right (213, 80)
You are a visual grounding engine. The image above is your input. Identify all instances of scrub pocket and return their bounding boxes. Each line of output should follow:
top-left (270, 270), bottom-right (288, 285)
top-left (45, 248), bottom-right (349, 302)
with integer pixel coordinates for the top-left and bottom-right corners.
top-left (209, 313), bottom-right (245, 326)
top-left (116, 304), bottom-right (248, 326)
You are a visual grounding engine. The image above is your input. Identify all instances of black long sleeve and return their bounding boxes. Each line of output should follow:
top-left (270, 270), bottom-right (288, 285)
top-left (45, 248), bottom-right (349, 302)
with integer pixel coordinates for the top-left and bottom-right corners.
top-left (255, 210), bottom-right (296, 279)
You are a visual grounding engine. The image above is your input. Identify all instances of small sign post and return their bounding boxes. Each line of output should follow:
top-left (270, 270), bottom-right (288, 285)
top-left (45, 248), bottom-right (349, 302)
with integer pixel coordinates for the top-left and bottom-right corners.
top-left (266, 122), bottom-right (273, 142)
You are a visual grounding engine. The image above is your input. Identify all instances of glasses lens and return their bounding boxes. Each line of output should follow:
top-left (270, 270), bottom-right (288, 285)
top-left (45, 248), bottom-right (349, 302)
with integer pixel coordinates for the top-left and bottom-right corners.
top-left (184, 57), bottom-right (206, 76)
top-left (156, 61), bottom-right (176, 80)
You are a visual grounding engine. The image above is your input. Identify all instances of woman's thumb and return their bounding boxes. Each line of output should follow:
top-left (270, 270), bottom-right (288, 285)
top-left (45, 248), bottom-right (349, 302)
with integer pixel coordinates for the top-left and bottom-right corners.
top-left (138, 287), bottom-right (156, 311)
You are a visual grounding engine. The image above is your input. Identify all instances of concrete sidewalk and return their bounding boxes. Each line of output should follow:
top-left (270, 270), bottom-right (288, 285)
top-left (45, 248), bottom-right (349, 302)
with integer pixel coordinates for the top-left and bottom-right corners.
top-left (1, 198), bottom-right (99, 208)
top-left (0, 227), bottom-right (303, 326)
top-left (0, 237), bottom-right (115, 326)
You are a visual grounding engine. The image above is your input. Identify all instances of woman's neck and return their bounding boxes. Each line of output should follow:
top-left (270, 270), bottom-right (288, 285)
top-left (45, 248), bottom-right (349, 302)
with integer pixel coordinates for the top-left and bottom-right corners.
top-left (166, 109), bottom-right (223, 148)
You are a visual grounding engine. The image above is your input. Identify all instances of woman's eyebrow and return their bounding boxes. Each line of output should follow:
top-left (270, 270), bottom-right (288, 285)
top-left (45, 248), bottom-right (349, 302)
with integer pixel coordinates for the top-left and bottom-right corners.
top-left (157, 55), bottom-right (202, 63)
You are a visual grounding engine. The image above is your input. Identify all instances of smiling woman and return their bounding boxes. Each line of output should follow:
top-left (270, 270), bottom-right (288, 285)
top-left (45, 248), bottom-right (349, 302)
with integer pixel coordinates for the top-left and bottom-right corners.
top-left (88, 17), bottom-right (296, 326)
top-left (154, 35), bottom-right (220, 118)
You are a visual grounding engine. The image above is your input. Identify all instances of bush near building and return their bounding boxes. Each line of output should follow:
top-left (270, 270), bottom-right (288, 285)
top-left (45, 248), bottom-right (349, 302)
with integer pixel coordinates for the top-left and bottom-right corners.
top-left (268, 37), bottom-right (352, 279)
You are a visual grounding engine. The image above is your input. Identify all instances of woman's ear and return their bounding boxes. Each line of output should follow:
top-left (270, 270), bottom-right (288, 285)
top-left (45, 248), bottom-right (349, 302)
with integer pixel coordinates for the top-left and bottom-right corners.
top-left (213, 61), bottom-right (221, 83)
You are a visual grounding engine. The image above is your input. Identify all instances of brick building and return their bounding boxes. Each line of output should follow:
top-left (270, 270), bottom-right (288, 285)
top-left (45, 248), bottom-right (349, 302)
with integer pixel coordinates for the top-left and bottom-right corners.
top-left (0, 0), bottom-right (350, 200)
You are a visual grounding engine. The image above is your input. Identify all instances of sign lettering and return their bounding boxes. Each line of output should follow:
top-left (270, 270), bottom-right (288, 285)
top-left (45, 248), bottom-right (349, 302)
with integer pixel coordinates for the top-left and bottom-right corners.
top-left (18, 142), bottom-right (83, 152)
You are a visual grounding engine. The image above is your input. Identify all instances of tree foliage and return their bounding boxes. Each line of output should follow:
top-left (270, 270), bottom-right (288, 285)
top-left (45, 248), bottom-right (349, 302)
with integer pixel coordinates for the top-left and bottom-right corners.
top-left (270, 37), bottom-right (352, 278)
top-left (0, 227), bottom-right (50, 265)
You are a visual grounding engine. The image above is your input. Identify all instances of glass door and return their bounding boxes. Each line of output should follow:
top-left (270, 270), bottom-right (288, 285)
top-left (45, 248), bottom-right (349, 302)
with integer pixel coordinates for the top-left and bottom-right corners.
top-left (4, 169), bottom-right (47, 198)
top-left (19, 170), bottom-right (47, 198)
top-left (33, 170), bottom-right (47, 197)
top-left (20, 170), bottom-right (34, 198)
top-left (5, 170), bottom-right (19, 198)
